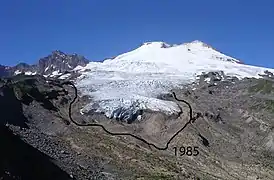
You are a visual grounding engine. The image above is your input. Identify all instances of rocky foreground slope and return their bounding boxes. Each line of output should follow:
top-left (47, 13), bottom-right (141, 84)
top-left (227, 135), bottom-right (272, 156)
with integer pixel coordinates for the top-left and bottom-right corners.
top-left (1, 73), bottom-right (274, 180)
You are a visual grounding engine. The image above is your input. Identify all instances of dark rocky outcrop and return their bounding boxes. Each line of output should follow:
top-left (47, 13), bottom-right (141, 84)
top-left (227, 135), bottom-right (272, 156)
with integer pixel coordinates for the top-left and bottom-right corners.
top-left (37, 50), bottom-right (89, 75)
top-left (0, 51), bottom-right (90, 78)
top-left (0, 83), bottom-right (29, 128)
top-left (197, 71), bottom-right (239, 88)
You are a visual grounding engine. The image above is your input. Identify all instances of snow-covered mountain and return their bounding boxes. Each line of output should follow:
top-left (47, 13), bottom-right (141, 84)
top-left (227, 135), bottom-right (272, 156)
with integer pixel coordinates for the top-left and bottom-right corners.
top-left (75, 40), bottom-right (274, 122)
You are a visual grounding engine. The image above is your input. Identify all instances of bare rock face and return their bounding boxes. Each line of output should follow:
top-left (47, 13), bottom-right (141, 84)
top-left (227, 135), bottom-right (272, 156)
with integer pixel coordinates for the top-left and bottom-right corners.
top-left (197, 70), bottom-right (239, 87)
top-left (38, 50), bottom-right (89, 75)
top-left (0, 51), bottom-right (90, 78)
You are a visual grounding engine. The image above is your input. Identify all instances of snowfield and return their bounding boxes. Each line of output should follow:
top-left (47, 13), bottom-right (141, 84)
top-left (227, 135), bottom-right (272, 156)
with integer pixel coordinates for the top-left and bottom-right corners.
top-left (75, 40), bottom-right (274, 122)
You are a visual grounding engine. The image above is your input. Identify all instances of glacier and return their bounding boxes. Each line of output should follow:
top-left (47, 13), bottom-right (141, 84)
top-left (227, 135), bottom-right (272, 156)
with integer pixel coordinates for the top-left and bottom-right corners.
top-left (75, 40), bottom-right (274, 122)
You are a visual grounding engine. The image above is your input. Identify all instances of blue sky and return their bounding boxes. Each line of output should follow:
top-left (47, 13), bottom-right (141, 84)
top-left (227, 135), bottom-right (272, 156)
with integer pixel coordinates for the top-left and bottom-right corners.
top-left (0, 0), bottom-right (273, 68)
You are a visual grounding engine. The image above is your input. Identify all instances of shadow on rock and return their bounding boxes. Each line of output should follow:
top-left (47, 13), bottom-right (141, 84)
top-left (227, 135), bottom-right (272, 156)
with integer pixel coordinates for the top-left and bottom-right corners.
top-left (0, 125), bottom-right (71, 180)
top-left (0, 78), bottom-right (63, 128)
top-left (22, 87), bottom-right (59, 112)
top-left (0, 85), bottom-right (29, 128)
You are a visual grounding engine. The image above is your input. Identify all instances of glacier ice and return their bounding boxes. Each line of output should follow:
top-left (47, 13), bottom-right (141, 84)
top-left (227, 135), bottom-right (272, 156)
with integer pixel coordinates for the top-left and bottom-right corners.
top-left (75, 41), bottom-right (274, 122)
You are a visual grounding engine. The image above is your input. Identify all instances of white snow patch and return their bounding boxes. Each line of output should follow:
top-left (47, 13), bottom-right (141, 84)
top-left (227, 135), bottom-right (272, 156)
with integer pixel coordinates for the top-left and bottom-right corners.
top-left (24, 71), bottom-right (36, 75)
top-left (50, 70), bottom-right (62, 77)
top-left (74, 65), bottom-right (85, 71)
top-left (52, 71), bottom-right (60, 75)
top-left (137, 115), bottom-right (142, 121)
top-left (204, 77), bottom-right (211, 83)
top-left (58, 73), bottom-right (71, 79)
top-left (14, 70), bottom-right (22, 75)
top-left (66, 63), bottom-right (72, 68)
top-left (80, 109), bottom-right (84, 115)
top-left (45, 66), bottom-right (49, 72)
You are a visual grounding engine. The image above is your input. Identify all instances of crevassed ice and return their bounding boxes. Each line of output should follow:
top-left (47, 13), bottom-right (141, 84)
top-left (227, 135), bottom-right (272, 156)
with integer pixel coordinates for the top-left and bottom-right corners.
top-left (76, 68), bottom-right (194, 121)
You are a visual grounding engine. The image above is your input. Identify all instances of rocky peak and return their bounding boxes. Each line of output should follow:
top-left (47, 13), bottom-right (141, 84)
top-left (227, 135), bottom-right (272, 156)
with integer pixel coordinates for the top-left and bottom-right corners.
top-left (0, 51), bottom-right (90, 78)
top-left (52, 50), bottom-right (66, 56)
top-left (39, 51), bottom-right (89, 75)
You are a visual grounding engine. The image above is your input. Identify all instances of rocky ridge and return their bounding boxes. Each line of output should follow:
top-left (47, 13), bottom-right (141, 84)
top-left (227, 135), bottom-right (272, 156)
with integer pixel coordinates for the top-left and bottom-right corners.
top-left (0, 50), bottom-right (89, 78)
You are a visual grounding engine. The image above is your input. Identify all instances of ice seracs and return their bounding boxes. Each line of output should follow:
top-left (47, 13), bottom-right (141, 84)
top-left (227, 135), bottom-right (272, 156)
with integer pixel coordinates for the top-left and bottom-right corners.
top-left (75, 40), bottom-right (274, 122)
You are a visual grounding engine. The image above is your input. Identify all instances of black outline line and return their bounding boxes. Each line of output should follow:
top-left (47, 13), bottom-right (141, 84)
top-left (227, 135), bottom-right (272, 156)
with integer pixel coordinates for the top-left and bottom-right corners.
top-left (2, 74), bottom-right (200, 151)
top-left (61, 81), bottom-right (200, 150)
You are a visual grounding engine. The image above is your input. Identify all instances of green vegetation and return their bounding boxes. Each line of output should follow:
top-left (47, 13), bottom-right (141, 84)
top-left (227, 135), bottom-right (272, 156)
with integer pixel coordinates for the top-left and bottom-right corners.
top-left (248, 79), bottom-right (274, 94)
top-left (73, 130), bottom-right (180, 179)
top-left (265, 100), bottom-right (274, 113)
top-left (250, 100), bottom-right (274, 113)
top-left (248, 79), bottom-right (274, 113)
top-left (10, 80), bottom-right (37, 100)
